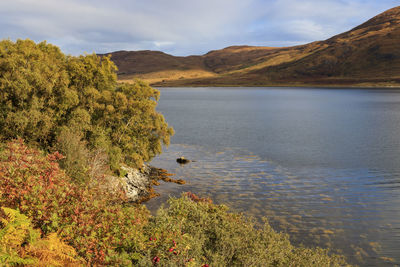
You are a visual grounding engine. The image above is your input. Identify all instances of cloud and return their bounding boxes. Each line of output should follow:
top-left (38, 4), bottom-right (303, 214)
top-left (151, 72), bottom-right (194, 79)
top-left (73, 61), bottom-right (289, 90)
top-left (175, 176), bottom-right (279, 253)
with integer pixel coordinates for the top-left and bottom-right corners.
top-left (0, 0), bottom-right (398, 55)
top-left (247, 0), bottom-right (399, 44)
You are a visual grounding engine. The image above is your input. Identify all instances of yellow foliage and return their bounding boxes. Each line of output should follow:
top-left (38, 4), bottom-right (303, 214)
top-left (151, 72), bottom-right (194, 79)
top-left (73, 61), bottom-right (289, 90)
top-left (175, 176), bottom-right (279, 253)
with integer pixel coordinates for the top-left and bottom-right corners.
top-left (0, 207), bottom-right (34, 251)
top-left (0, 207), bottom-right (37, 265)
top-left (26, 233), bottom-right (83, 267)
top-left (0, 207), bottom-right (83, 266)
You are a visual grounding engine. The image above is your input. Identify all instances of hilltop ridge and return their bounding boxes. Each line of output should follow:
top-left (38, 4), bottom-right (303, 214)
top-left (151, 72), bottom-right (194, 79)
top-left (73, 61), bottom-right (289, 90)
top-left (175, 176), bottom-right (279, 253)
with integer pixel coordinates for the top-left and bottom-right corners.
top-left (103, 6), bottom-right (400, 87)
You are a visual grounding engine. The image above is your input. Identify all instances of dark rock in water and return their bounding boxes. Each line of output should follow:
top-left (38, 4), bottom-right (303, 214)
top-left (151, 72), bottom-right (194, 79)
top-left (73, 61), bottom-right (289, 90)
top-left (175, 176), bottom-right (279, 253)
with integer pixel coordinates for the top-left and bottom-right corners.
top-left (177, 157), bottom-right (191, 164)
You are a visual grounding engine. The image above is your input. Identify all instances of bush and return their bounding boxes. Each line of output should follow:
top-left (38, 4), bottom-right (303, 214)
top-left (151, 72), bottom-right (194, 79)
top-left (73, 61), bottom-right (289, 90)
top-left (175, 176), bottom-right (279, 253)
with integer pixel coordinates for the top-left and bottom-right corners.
top-left (0, 139), bottom-right (149, 265)
top-left (140, 193), bottom-right (349, 266)
top-left (0, 140), bottom-right (350, 266)
top-left (0, 206), bottom-right (83, 266)
top-left (0, 39), bottom-right (173, 177)
top-left (55, 127), bottom-right (91, 183)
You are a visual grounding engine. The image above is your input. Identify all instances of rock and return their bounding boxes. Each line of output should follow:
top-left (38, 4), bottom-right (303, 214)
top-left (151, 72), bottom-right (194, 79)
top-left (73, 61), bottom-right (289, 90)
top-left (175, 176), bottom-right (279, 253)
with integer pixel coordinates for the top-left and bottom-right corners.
top-left (176, 157), bottom-right (191, 164)
top-left (106, 165), bottom-right (153, 203)
top-left (120, 165), bottom-right (152, 202)
top-left (106, 164), bottom-right (186, 203)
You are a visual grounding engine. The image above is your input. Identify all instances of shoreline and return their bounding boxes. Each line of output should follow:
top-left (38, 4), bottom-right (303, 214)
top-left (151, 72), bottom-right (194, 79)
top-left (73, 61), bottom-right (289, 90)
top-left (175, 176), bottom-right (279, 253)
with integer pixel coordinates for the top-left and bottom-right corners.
top-left (154, 84), bottom-right (400, 90)
top-left (150, 83), bottom-right (400, 89)
top-left (118, 165), bottom-right (185, 203)
top-left (118, 78), bottom-right (400, 89)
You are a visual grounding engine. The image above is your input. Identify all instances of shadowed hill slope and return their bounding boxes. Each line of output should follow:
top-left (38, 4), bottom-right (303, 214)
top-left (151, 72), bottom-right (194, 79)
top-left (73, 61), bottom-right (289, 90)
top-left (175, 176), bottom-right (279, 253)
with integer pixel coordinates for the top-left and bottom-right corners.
top-left (102, 6), bottom-right (400, 87)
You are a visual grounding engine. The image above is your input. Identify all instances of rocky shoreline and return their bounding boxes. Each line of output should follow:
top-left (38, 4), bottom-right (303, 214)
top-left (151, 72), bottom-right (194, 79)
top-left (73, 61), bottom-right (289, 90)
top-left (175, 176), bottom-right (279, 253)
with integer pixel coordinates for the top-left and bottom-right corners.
top-left (113, 165), bottom-right (185, 203)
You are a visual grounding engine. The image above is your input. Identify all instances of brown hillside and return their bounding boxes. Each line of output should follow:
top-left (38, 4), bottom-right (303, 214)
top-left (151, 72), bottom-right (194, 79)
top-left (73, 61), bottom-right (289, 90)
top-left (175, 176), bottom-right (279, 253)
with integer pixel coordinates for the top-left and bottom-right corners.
top-left (103, 6), bottom-right (400, 87)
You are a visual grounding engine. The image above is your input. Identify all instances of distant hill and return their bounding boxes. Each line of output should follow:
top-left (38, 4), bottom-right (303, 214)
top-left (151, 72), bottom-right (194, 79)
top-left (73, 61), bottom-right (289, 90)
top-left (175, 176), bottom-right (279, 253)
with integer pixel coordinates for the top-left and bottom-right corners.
top-left (102, 6), bottom-right (400, 87)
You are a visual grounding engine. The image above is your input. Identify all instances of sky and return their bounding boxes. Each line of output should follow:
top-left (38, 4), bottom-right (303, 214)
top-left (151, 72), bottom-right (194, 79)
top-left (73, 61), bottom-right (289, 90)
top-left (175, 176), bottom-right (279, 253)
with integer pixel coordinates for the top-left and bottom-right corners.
top-left (0, 0), bottom-right (398, 56)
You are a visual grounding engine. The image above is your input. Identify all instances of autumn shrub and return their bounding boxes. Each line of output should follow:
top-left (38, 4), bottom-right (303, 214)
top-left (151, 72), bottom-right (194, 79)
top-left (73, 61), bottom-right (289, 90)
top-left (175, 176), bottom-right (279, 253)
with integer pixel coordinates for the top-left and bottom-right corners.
top-left (55, 127), bottom-right (111, 184)
top-left (0, 140), bottom-right (352, 266)
top-left (0, 139), bottom-right (149, 265)
top-left (0, 39), bottom-right (173, 176)
top-left (0, 206), bottom-right (83, 266)
top-left (139, 193), bottom-right (349, 267)
top-left (55, 127), bottom-right (91, 183)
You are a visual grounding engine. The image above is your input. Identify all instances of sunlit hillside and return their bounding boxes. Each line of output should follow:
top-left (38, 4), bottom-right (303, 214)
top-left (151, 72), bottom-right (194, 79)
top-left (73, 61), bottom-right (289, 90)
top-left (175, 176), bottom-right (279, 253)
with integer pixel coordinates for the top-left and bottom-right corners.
top-left (104, 6), bottom-right (400, 87)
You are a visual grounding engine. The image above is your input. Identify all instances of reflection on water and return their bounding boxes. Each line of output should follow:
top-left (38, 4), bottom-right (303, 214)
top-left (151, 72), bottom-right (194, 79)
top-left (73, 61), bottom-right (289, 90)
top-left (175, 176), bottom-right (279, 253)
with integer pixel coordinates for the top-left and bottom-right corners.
top-left (146, 88), bottom-right (400, 266)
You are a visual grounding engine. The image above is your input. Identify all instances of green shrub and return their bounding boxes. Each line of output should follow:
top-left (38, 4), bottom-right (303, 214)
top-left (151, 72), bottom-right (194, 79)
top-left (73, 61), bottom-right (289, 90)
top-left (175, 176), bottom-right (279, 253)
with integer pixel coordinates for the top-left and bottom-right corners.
top-left (55, 127), bottom-right (91, 183)
top-left (140, 193), bottom-right (349, 267)
top-left (0, 39), bottom-right (173, 176)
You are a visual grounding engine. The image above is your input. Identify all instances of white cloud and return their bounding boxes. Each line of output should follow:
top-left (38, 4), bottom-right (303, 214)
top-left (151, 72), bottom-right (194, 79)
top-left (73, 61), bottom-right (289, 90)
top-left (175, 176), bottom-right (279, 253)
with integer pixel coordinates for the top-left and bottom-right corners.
top-left (251, 0), bottom-right (399, 43)
top-left (154, 41), bottom-right (175, 48)
top-left (284, 19), bottom-right (326, 40)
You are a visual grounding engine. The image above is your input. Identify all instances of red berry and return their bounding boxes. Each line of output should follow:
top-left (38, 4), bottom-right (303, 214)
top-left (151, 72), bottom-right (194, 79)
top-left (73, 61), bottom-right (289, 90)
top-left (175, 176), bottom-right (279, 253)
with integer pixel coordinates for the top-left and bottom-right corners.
top-left (152, 256), bottom-right (160, 264)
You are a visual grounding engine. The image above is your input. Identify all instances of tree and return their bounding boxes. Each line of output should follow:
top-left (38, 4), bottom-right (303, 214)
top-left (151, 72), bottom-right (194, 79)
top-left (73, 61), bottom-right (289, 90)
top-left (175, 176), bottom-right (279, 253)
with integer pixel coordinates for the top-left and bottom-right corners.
top-left (0, 39), bottom-right (173, 177)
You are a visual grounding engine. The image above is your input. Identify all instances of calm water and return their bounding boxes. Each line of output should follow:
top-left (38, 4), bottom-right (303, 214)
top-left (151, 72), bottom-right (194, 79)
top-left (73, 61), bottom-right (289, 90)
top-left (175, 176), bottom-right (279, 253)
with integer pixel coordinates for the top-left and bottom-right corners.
top-left (146, 87), bottom-right (400, 266)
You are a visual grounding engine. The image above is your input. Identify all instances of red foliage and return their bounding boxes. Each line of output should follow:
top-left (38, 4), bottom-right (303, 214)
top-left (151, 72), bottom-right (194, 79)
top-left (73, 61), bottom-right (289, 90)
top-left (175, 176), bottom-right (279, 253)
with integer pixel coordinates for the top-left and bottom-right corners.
top-left (185, 192), bottom-right (213, 204)
top-left (0, 139), bottom-right (148, 265)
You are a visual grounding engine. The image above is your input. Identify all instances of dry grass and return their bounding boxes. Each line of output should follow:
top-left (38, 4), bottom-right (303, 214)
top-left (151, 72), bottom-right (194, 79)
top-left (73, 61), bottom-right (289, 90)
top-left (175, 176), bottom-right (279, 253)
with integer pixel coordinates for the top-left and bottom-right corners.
top-left (119, 69), bottom-right (216, 85)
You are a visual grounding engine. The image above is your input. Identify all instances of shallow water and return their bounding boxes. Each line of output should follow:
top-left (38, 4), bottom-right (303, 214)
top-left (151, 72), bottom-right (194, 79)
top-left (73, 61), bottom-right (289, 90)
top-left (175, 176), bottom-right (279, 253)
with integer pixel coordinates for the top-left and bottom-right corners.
top-left (146, 87), bottom-right (400, 266)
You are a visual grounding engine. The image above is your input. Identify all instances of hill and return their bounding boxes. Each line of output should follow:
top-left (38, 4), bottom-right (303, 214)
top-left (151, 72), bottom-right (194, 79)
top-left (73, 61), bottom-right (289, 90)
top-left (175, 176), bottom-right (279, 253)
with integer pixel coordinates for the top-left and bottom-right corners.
top-left (103, 6), bottom-right (400, 87)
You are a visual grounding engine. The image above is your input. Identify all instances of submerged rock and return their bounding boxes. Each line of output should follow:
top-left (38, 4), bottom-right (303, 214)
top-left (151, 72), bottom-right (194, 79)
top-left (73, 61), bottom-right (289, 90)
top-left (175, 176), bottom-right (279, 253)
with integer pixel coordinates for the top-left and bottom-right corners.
top-left (177, 157), bottom-right (191, 164)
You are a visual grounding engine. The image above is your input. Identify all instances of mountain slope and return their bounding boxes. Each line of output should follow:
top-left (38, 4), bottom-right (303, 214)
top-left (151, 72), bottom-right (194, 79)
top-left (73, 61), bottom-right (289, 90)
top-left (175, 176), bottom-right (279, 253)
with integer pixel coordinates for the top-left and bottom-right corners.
top-left (103, 6), bottom-right (400, 87)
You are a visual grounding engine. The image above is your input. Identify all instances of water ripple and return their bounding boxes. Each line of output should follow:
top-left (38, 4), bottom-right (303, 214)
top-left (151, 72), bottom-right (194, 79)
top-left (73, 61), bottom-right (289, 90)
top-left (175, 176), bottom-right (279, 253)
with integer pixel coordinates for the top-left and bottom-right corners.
top-left (146, 144), bottom-right (400, 266)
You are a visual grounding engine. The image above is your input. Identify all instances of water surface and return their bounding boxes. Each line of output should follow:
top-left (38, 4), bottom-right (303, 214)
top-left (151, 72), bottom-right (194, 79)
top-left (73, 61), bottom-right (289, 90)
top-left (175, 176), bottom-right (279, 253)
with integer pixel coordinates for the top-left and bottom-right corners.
top-left (146, 87), bottom-right (400, 266)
